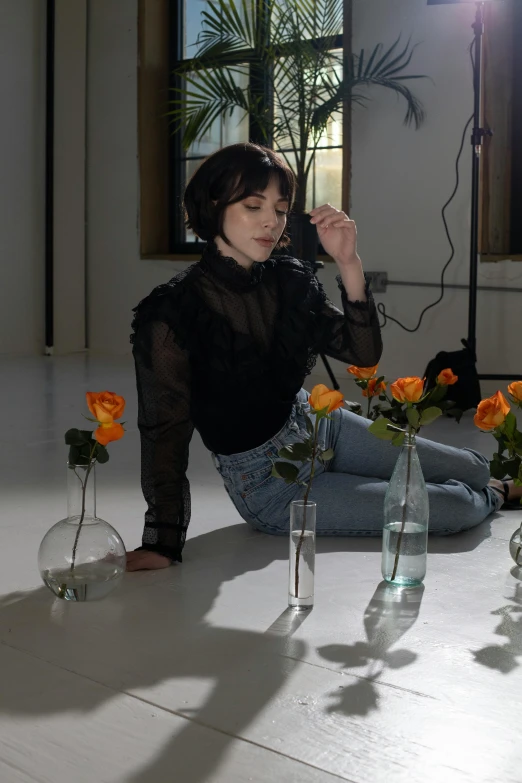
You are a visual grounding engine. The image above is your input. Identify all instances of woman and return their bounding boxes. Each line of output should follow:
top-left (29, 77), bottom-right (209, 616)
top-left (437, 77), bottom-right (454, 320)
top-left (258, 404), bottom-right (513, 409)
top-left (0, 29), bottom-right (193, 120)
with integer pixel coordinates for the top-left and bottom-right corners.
top-left (127, 143), bottom-right (517, 571)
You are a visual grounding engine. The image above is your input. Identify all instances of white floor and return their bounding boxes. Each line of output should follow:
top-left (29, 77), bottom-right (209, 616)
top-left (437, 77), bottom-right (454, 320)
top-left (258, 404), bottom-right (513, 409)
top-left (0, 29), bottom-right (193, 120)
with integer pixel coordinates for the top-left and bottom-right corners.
top-left (1, 355), bottom-right (521, 783)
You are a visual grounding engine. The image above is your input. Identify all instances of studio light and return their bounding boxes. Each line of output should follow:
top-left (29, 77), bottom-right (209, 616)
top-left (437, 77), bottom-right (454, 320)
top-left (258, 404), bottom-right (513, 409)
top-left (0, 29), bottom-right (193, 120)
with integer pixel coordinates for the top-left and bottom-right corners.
top-left (424, 0), bottom-right (518, 389)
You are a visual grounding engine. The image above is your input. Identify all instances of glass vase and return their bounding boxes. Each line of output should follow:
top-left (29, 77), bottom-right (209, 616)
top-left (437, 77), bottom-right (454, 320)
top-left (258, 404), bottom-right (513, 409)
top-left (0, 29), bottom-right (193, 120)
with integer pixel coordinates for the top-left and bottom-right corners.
top-left (382, 433), bottom-right (429, 587)
top-left (38, 463), bottom-right (126, 601)
top-left (509, 523), bottom-right (522, 567)
top-left (289, 500), bottom-right (316, 611)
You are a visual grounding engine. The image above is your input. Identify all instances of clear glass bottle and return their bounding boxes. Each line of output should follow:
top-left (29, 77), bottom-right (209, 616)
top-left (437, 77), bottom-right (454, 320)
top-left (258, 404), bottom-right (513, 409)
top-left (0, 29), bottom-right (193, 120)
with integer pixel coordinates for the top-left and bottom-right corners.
top-left (38, 463), bottom-right (126, 601)
top-left (382, 434), bottom-right (429, 587)
top-left (509, 523), bottom-right (522, 567)
top-left (289, 500), bottom-right (316, 610)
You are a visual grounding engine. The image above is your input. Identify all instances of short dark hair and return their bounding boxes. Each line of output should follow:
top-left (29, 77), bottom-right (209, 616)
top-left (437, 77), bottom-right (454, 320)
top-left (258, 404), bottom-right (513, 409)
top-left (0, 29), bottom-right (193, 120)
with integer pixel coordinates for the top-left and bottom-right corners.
top-left (183, 143), bottom-right (296, 248)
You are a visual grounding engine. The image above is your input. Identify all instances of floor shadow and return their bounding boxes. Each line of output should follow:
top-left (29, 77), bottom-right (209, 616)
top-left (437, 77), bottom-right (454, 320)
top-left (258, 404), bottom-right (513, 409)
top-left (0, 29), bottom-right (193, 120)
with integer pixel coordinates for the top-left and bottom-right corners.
top-left (0, 525), bottom-right (314, 783)
top-left (471, 568), bottom-right (522, 675)
top-left (317, 581), bottom-right (424, 718)
top-left (0, 517), bottom-right (496, 781)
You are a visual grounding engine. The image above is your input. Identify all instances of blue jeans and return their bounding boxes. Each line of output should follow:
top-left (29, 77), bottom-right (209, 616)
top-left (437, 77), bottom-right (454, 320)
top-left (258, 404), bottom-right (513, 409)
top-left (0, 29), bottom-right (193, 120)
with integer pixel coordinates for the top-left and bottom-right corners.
top-left (212, 389), bottom-right (500, 536)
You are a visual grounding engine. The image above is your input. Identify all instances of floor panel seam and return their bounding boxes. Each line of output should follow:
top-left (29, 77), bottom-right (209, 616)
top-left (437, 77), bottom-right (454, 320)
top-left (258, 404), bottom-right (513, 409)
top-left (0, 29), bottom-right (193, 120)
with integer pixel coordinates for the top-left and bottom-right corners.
top-left (0, 639), bottom-right (354, 782)
top-left (277, 653), bottom-right (440, 701)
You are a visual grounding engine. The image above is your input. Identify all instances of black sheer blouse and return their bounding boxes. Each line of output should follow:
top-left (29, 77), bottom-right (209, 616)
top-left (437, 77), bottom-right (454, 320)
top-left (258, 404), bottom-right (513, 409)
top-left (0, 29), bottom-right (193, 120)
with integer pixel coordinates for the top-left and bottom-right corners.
top-left (130, 242), bottom-right (383, 562)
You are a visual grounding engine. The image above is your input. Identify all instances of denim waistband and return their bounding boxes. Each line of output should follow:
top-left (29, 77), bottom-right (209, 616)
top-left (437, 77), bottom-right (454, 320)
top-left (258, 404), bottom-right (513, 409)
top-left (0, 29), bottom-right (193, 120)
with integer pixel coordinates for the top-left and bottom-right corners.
top-left (212, 390), bottom-right (310, 472)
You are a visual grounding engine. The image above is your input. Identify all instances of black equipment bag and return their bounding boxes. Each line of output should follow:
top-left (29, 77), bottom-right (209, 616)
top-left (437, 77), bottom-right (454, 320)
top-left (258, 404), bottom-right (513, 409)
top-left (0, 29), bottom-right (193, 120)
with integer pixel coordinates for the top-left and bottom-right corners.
top-left (423, 340), bottom-right (481, 411)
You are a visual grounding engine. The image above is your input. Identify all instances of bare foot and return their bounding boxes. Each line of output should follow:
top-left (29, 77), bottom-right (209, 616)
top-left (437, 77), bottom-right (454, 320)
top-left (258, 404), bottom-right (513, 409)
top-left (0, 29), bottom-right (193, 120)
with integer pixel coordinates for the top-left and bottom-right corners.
top-left (488, 478), bottom-right (522, 506)
top-left (126, 550), bottom-right (172, 571)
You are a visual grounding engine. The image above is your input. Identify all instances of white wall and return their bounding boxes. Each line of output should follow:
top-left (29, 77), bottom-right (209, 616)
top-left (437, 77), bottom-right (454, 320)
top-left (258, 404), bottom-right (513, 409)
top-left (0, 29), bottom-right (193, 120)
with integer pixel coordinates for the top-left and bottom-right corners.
top-left (86, 0), bottom-right (520, 397)
top-left (53, 0), bottom-right (88, 354)
top-left (347, 0), bottom-right (520, 397)
top-left (87, 0), bottom-right (186, 357)
top-left (0, 0), bottom-right (46, 355)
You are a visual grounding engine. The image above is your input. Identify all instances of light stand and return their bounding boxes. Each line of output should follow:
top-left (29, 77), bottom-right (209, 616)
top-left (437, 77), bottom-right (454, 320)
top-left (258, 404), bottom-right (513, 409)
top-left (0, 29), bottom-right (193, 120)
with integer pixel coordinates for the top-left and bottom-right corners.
top-left (429, 0), bottom-right (522, 382)
top-left (467, 2), bottom-right (489, 364)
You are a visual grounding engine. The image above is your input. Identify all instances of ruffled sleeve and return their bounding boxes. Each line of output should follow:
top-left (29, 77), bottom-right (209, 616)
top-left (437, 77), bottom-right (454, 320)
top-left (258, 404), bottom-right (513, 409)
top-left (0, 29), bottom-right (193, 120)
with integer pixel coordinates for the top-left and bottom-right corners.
top-left (315, 274), bottom-right (383, 368)
top-left (132, 318), bottom-right (194, 563)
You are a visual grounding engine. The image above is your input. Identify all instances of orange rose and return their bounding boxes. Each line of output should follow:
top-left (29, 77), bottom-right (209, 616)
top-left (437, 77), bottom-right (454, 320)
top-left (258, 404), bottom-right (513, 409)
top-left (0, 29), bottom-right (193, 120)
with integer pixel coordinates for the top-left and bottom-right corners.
top-left (94, 422), bottom-right (125, 446)
top-left (362, 379), bottom-right (387, 398)
top-left (474, 391), bottom-right (510, 431)
top-left (309, 384), bottom-right (344, 414)
top-left (390, 377), bottom-right (424, 404)
top-left (508, 381), bottom-right (522, 405)
top-left (437, 368), bottom-right (458, 386)
top-left (86, 391), bottom-right (126, 423)
top-left (347, 365), bottom-right (378, 380)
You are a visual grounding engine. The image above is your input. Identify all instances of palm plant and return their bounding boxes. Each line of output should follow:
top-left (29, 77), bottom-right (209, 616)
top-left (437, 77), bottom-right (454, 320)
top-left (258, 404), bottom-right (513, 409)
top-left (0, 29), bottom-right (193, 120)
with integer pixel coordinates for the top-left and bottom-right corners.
top-left (168, 0), bottom-right (426, 215)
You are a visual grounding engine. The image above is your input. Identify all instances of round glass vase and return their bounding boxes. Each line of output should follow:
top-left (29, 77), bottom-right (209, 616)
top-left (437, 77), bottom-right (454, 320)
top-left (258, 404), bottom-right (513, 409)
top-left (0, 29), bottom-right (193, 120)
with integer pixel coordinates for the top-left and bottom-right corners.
top-left (289, 500), bottom-right (316, 611)
top-left (38, 462), bottom-right (126, 601)
top-left (509, 523), bottom-right (522, 567)
top-left (382, 433), bottom-right (429, 587)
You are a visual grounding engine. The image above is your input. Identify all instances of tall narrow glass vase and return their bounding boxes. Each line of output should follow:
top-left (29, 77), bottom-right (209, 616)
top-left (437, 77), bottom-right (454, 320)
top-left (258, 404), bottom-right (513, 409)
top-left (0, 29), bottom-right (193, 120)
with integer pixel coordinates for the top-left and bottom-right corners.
top-left (38, 463), bottom-right (126, 601)
top-left (289, 500), bottom-right (316, 610)
top-left (382, 434), bottom-right (429, 587)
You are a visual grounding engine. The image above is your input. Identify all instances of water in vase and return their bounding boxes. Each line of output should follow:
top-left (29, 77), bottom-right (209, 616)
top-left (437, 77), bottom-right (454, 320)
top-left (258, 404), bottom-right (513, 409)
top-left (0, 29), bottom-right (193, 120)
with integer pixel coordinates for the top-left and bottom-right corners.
top-left (382, 521), bottom-right (427, 586)
top-left (289, 529), bottom-right (315, 608)
top-left (43, 560), bottom-right (124, 601)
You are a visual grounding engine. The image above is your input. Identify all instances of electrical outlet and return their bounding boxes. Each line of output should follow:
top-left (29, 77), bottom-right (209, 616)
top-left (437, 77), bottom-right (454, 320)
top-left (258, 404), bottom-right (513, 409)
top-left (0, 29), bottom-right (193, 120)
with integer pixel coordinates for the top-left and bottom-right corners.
top-left (365, 271), bottom-right (388, 293)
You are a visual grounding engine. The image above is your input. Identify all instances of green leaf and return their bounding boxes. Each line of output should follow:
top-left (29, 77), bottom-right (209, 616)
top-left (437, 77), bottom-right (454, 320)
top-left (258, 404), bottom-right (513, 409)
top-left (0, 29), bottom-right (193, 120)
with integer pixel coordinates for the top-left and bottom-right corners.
top-left (406, 408), bottom-right (420, 429)
top-left (503, 412), bottom-right (517, 440)
top-left (368, 418), bottom-right (396, 441)
top-left (503, 456), bottom-right (521, 480)
top-left (313, 405), bottom-right (330, 420)
top-left (490, 455), bottom-right (506, 480)
top-left (65, 428), bottom-right (88, 447)
top-left (419, 406), bottom-right (442, 426)
top-left (96, 445), bottom-right (110, 464)
top-left (424, 384), bottom-right (447, 405)
top-left (272, 462), bottom-right (300, 482)
top-left (392, 432), bottom-right (406, 447)
top-left (68, 445), bottom-right (81, 465)
top-left (278, 442), bottom-right (313, 461)
top-left (320, 447), bottom-right (334, 462)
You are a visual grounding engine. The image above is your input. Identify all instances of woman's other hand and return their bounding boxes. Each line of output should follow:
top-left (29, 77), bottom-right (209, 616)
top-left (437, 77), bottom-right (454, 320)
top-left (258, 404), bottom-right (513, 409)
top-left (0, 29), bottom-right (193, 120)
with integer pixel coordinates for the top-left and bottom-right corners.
top-left (309, 204), bottom-right (359, 266)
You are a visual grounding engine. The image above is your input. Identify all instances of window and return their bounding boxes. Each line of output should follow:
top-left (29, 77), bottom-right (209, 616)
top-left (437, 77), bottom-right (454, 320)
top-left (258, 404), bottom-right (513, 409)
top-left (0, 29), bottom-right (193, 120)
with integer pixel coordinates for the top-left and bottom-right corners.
top-left (481, 0), bottom-right (522, 261)
top-left (167, 0), bottom-right (347, 254)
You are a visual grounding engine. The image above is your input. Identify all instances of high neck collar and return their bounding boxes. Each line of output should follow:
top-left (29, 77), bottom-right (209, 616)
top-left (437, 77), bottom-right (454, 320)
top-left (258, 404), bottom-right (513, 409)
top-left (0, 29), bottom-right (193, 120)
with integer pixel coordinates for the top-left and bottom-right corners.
top-left (199, 242), bottom-right (265, 292)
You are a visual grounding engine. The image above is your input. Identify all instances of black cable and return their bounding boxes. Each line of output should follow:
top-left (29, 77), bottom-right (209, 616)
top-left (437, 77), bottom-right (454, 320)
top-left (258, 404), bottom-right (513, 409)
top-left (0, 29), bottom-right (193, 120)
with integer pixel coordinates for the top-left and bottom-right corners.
top-left (377, 38), bottom-right (476, 333)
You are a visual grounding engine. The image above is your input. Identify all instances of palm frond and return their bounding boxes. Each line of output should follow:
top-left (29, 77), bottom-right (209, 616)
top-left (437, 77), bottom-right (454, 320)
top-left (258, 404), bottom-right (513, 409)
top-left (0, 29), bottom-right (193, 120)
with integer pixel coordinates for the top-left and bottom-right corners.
top-left (196, 0), bottom-right (256, 57)
top-left (168, 0), bottom-right (427, 202)
top-left (354, 76), bottom-right (426, 128)
top-left (168, 67), bottom-right (254, 148)
top-left (285, 0), bottom-right (342, 44)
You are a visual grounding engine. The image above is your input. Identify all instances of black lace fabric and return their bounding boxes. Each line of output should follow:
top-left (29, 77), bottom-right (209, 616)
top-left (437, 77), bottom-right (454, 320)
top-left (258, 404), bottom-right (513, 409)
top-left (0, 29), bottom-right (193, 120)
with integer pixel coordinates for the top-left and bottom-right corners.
top-left (130, 242), bottom-right (383, 561)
